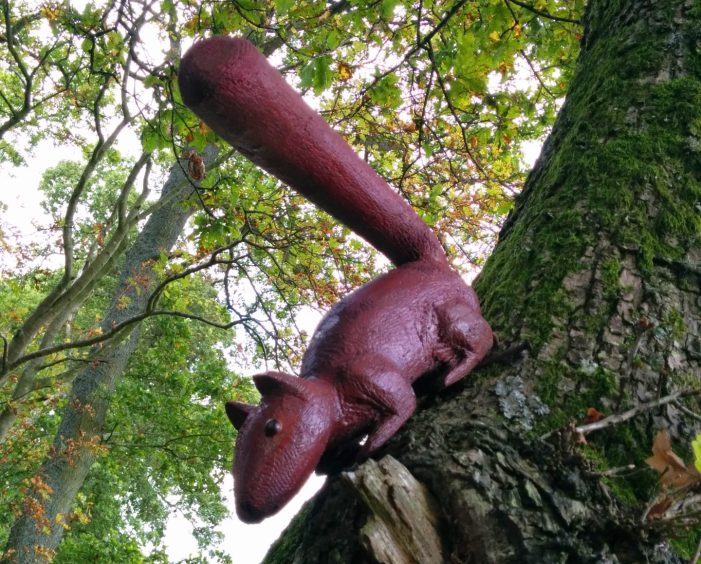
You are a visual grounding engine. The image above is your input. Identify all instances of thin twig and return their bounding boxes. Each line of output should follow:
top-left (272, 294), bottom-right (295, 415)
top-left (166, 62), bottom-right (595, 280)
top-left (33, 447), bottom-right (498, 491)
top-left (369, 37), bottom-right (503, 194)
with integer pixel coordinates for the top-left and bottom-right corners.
top-left (506, 0), bottom-right (581, 25)
top-left (360, 0), bottom-right (469, 97)
top-left (584, 464), bottom-right (637, 478)
top-left (519, 49), bottom-right (555, 99)
top-left (676, 402), bottom-right (701, 422)
top-left (576, 389), bottom-right (701, 435)
top-left (540, 388), bottom-right (701, 441)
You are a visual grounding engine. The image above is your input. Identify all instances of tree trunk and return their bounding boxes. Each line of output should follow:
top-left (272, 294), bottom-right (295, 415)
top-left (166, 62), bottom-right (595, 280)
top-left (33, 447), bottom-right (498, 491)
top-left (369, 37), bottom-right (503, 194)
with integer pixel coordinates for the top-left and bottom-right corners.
top-left (2, 146), bottom-right (218, 563)
top-left (264, 1), bottom-right (700, 562)
top-left (0, 302), bottom-right (84, 444)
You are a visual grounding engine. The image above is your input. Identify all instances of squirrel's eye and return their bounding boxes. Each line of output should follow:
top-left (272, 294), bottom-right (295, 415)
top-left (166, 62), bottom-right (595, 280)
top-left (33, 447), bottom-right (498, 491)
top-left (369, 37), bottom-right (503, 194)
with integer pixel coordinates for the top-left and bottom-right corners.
top-left (264, 418), bottom-right (282, 437)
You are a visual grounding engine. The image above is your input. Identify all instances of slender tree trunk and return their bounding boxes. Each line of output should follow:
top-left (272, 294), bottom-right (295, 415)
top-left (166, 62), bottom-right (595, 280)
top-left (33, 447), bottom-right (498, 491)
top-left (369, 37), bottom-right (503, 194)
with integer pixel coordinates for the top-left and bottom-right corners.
top-left (0, 302), bottom-right (84, 444)
top-left (264, 2), bottom-right (700, 562)
top-left (2, 146), bottom-right (218, 563)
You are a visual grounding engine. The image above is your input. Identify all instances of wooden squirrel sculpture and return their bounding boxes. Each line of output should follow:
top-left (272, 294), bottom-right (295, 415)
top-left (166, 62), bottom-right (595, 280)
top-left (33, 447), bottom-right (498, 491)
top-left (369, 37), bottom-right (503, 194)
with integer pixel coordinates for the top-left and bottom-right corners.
top-left (179, 37), bottom-right (493, 524)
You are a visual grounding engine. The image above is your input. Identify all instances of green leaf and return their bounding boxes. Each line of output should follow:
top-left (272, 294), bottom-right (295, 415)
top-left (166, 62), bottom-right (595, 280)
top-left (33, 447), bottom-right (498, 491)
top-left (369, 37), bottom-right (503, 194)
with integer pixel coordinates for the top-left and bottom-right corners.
top-left (370, 73), bottom-right (401, 108)
top-left (299, 61), bottom-right (316, 89)
top-left (380, 0), bottom-right (400, 19)
top-left (313, 56), bottom-right (333, 94)
top-left (300, 56), bottom-right (333, 95)
top-left (327, 29), bottom-right (341, 50)
top-left (275, 0), bottom-right (294, 15)
top-left (141, 128), bottom-right (160, 153)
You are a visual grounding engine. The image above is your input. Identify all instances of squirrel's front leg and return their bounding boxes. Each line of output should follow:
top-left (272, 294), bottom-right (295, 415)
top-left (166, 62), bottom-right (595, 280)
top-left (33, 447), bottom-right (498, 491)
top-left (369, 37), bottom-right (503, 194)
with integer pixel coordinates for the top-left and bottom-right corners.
top-left (344, 358), bottom-right (417, 461)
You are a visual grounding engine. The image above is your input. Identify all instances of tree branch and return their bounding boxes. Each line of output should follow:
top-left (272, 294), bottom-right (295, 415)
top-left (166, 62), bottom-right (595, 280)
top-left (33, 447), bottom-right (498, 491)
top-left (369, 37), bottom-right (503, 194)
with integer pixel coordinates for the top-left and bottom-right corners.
top-left (519, 49), bottom-right (555, 99)
top-left (0, 0), bottom-right (33, 139)
top-left (361, 0), bottom-right (469, 96)
top-left (506, 0), bottom-right (581, 25)
top-left (5, 239), bottom-right (247, 375)
top-left (579, 389), bottom-right (700, 435)
top-left (6, 308), bottom-right (248, 372)
top-left (2, 152), bottom-right (148, 380)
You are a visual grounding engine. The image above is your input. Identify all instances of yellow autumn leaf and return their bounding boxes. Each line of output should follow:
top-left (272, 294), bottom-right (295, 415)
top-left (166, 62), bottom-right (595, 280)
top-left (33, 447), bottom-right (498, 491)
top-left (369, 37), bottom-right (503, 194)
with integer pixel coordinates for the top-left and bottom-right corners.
top-left (40, 4), bottom-right (61, 21)
top-left (692, 434), bottom-right (701, 473)
top-left (489, 31), bottom-right (500, 43)
top-left (86, 326), bottom-right (103, 338)
top-left (337, 62), bottom-right (352, 81)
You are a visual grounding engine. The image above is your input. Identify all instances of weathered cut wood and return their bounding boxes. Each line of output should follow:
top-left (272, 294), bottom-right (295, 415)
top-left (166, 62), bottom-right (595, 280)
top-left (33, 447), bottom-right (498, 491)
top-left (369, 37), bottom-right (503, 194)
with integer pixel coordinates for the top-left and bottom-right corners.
top-left (343, 456), bottom-right (443, 564)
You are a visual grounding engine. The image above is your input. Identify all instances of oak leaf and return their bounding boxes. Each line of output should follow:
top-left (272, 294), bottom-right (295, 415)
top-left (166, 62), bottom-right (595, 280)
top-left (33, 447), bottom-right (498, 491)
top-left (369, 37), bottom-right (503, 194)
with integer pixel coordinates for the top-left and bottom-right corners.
top-left (645, 430), bottom-right (700, 489)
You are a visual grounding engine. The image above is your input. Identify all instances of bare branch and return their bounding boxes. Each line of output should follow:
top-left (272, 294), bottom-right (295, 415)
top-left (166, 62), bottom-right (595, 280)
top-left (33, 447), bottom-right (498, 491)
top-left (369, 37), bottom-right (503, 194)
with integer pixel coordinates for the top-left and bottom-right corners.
top-left (6, 308), bottom-right (247, 372)
top-left (576, 389), bottom-right (701, 435)
top-left (540, 388), bottom-right (701, 441)
top-left (676, 402), bottom-right (701, 422)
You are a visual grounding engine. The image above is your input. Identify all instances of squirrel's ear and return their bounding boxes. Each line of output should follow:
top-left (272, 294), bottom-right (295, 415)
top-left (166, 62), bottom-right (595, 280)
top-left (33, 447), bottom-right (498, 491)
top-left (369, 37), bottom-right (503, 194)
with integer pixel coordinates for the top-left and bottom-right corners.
top-left (253, 371), bottom-right (307, 399)
top-left (225, 400), bottom-right (255, 430)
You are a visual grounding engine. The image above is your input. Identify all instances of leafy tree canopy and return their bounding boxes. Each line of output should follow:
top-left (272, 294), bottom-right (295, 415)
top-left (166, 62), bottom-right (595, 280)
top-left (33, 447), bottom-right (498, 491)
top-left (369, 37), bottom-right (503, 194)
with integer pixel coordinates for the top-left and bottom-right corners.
top-left (0, 0), bottom-right (584, 558)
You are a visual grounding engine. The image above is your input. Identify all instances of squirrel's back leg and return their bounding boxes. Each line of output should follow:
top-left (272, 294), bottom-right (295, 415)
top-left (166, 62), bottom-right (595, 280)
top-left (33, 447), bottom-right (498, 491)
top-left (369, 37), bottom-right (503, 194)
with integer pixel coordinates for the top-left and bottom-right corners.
top-left (437, 302), bottom-right (494, 388)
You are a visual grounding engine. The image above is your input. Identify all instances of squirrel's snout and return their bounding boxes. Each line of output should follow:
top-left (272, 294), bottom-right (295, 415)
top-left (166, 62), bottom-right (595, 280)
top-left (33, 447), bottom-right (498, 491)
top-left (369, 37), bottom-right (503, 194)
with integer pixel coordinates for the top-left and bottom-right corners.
top-left (236, 499), bottom-right (269, 524)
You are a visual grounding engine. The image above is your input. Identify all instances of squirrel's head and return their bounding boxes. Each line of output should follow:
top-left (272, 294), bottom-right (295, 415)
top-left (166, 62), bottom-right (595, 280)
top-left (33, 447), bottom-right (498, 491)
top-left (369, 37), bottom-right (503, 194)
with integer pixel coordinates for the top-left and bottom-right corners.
top-left (225, 371), bottom-right (335, 523)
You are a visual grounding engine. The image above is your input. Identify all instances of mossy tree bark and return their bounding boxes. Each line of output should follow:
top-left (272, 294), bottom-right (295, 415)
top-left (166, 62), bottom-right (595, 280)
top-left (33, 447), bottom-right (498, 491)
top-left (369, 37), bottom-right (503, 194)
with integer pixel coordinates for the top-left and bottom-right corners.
top-left (264, 1), bottom-right (701, 562)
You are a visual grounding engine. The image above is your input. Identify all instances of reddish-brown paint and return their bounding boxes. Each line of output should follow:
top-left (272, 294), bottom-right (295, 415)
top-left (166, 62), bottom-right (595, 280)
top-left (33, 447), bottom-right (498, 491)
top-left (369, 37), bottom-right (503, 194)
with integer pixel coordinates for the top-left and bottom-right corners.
top-left (179, 37), bottom-right (493, 524)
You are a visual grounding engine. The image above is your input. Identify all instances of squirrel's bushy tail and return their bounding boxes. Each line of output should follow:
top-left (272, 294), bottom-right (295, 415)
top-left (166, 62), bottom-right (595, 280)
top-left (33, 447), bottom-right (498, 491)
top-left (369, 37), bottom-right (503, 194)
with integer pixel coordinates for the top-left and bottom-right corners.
top-left (179, 37), bottom-right (446, 267)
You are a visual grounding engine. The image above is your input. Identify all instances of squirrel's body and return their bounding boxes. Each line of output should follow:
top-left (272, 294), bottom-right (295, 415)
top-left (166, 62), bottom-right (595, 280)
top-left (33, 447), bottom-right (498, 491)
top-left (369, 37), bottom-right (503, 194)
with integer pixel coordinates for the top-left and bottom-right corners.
top-left (302, 258), bottom-right (489, 457)
top-left (303, 260), bottom-right (483, 388)
top-left (179, 36), bottom-right (493, 524)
